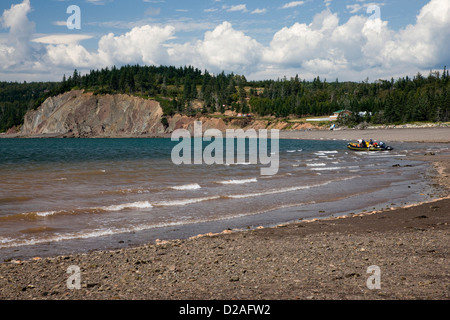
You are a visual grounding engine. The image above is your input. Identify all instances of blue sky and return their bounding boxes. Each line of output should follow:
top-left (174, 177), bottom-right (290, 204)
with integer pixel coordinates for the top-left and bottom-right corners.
top-left (0, 0), bottom-right (449, 82)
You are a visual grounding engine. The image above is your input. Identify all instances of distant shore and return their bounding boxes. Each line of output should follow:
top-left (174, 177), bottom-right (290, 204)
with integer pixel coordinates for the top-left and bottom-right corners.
top-left (279, 127), bottom-right (450, 143)
top-left (2, 126), bottom-right (450, 143)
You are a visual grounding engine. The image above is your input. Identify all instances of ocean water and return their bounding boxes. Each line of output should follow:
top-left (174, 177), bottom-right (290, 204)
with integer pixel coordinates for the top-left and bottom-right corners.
top-left (0, 138), bottom-right (444, 261)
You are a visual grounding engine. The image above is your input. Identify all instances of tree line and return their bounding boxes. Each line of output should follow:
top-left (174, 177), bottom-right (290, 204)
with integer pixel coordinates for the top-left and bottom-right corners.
top-left (1, 65), bottom-right (449, 132)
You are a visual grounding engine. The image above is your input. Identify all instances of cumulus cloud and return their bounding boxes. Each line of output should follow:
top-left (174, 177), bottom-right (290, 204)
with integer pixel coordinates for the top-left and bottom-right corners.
top-left (168, 22), bottom-right (263, 74)
top-left (259, 0), bottom-right (450, 80)
top-left (383, 0), bottom-right (450, 68)
top-left (39, 24), bottom-right (175, 70)
top-left (0, 0), bottom-right (35, 68)
top-left (97, 25), bottom-right (175, 66)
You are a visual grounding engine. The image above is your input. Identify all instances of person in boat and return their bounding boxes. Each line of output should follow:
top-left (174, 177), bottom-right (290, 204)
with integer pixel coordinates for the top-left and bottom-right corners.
top-left (361, 139), bottom-right (366, 148)
top-left (369, 139), bottom-right (373, 147)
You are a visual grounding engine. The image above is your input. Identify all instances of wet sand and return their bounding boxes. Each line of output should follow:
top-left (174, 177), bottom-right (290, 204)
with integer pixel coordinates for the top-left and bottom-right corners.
top-left (3, 125), bottom-right (449, 143)
top-left (279, 127), bottom-right (450, 143)
top-left (0, 128), bottom-right (449, 300)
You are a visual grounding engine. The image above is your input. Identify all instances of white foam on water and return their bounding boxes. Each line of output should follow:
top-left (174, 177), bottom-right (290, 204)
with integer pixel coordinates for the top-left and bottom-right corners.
top-left (310, 167), bottom-right (344, 171)
top-left (227, 177), bottom-right (357, 199)
top-left (0, 237), bottom-right (15, 245)
top-left (170, 183), bottom-right (202, 191)
top-left (217, 178), bottom-right (257, 185)
top-left (101, 201), bottom-right (153, 211)
top-left (154, 196), bottom-right (220, 207)
top-left (35, 211), bottom-right (57, 217)
top-left (307, 163), bottom-right (326, 167)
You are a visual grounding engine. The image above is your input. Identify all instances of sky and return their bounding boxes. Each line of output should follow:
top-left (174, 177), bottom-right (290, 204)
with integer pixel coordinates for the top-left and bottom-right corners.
top-left (0, 0), bottom-right (449, 82)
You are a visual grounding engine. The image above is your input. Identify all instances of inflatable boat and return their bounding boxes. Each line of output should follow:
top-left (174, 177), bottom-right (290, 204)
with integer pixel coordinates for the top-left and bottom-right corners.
top-left (347, 142), bottom-right (393, 151)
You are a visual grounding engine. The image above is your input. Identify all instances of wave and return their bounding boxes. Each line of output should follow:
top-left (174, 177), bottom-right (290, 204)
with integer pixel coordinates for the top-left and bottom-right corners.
top-left (227, 177), bottom-right (357, 199)
top-left (0, 199), bottom-right (318, 249)
top-left (216, 178), bottom-right (257, 185)
top-left (170, 183), bottom-right (202, 191)
top-left (35, 211), bottom-right (58, 217)
top-left (153, 196), bottom-right (220, 207)
top-left (310, 167), bottom-right (344, 171)
top-left (314, 151), bottom-right (338, 156)
top-left (0, 200), bottom-right (154, 222)
top-left (306, 163), bottom-right (326, 167)
top-left (103, 188), bottom-right (151, 195)
top-left (0, 228), bottom-right (123, 249)
top-left (0, 176), bottom-right (361, 249)
top-left (100, 201), bottom-right (153, 211)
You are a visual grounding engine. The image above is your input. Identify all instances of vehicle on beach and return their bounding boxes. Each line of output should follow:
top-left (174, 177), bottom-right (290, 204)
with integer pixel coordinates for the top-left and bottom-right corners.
top-left (347, 140), bottom-right (394, 151)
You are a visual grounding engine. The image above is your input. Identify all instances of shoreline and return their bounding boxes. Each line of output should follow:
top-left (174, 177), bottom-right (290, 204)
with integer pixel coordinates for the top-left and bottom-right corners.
top-left (2, 126), bottom-right (450, 143)
top-left (278, 127), bottom-right (450, 143)
top-left (0, 130), bottom-right (448, 300)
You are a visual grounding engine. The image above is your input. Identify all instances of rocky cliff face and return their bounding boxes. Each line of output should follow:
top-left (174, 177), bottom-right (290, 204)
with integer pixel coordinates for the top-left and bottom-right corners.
top-left (21, 90), bottom-right (166, 137)
top-left (20, 90), bottom-right (318, 138)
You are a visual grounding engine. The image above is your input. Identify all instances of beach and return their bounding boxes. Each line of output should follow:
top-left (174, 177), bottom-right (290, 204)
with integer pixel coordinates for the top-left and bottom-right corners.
top-left (0, 127), bottom-right (449, 300)
top-left (279, 127), bottom-right (450, 143)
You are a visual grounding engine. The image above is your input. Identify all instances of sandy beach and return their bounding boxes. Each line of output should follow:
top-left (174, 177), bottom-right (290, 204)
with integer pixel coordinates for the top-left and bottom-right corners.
top-left (0, 127), bottom-right (448, 301)
top-left (279, 127), bottom-right (450, 143)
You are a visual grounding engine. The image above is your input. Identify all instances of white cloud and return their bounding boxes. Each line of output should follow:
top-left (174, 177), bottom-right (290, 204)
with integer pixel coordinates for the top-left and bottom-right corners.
top-left (32, 34), bottom-right (94, 45)
top-left (347, 4), bottom-right (363, 14)
top-left (382, 0), bottom-right (450, 68)
top-left (97, 25), bottom-right (175, 66)
top-left (0, 0), bottom-right (35, 67)
top-left (52, 21), bottom-right (68, 27)
top-left (251, 8), bottom-right (267, 14)
top-left (168, 22), bottom-right (262, 74)
top-left (42, 24), bottom-right (175, 69)
top-left (226, 4), bottom-right (248, 13)
top-left (281, 1), bottom-right (305, 9)
top-left (45, 43), bottom-right (98, 68)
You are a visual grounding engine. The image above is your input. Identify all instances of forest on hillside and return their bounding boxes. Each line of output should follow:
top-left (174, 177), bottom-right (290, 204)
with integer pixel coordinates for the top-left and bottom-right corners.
top-left (1, 64), bottom-right (449, 132)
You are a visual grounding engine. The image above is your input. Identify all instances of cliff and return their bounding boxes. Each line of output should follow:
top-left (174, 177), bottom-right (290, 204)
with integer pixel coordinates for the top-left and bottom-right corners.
top-left (19, 90), bottom-right (318, 138)
top-left (20, 90), bottom-right (166, 138)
